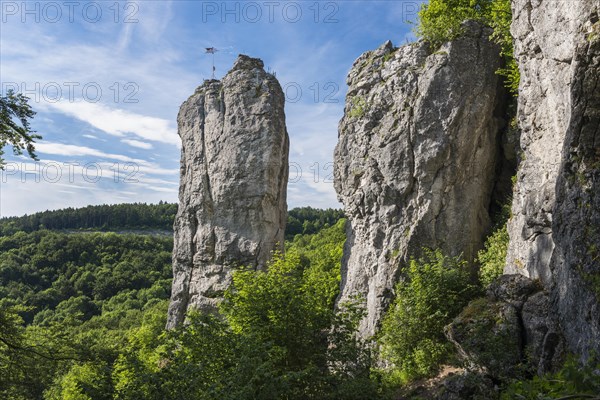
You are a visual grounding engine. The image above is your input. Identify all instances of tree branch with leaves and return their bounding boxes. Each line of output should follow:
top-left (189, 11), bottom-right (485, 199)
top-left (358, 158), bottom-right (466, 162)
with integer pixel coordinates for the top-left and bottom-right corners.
top-left (0, 89), bottom-right (42, 168)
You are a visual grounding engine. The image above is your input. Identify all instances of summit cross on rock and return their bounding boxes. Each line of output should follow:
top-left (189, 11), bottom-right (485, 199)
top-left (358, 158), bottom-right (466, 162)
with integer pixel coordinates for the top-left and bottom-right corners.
top-left (205, 47), bottom-right (218, 79)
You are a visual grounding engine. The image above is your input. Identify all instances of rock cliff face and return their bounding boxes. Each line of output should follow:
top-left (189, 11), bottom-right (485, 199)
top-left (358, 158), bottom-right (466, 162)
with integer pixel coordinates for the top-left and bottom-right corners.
top-left (506, 0), bottom-right (597, 284)
top-left (506, 0), bottom-right (600, 357)
top-left (166, 55), bottom-right (289, 328)
top-left (334, 21), bottom-right (506, 336)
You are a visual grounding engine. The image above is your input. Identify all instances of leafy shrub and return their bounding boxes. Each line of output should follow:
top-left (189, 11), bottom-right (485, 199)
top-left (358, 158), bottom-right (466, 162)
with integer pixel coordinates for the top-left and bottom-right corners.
top-left (220, 226), bottom-right (379, 399)
top-left (416, 0), bottom-right (494, 46)
top-left (489, 0), bottom-right (520, 94)
top-left (379, 249), bottom-right (481, 382)
top-left (477, 224), bottom-right (509, 287)
top-left (478, 201), bottom-right (510, 287)
top-left (501, 357), bottom-right (600, 399)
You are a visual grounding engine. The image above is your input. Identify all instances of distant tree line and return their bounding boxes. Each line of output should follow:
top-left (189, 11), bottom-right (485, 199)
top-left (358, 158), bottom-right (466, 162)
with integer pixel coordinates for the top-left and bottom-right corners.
top-left (0, 203), bottom-right (345, 238)
top-left (0, 202), bottom-right (178, 235)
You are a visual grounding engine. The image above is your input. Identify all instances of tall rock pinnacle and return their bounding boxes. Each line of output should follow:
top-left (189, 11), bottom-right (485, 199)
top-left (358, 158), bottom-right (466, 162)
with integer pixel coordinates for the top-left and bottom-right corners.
top-left (167, 55), bottom-right (289, 328)
top-left (334, 22), bottom-right (506, 337)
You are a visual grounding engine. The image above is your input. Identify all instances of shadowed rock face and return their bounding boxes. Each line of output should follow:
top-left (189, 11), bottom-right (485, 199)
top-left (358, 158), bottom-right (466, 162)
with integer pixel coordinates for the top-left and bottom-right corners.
top-left (506, 0), bottom-right (600, 359)
top-left (166, 55), bottom-right (289, 328)
top-left (334, 21), bottom-right (506, 337)
top-left (445, 275), bottom-right (564, 380)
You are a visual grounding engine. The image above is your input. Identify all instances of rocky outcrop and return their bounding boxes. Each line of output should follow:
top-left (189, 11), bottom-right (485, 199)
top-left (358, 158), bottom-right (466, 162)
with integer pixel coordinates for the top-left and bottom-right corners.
top-left (445, 275), bottom-right (563, 380)
top-left (334, 21), bottom-right (506, 336)
top-left (506, 0), bottom-right (600, 358)
top-left (166, 55), bottom-right (289, 328)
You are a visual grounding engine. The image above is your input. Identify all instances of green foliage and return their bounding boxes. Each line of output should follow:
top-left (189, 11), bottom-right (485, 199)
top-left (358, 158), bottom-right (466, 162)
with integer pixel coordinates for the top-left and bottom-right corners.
top-left (0, 306), bottom-right (30, 399)
top-left (348, 96), bottom-right (368, 118)
top-left (477, 225), bottom-right (509, 287)
top-left (379, 249), bottom-right (481, 382)
top-left (0, 305), bottom-right (88, 400)
top-left (502, 357), bottom-right (600, 399)
top-left (218, 219), bottom-right (378, 399)
top-left (110, 219), bottom-right (379, 400)
top-left (0, 228), bottom-right (173, 399)
top-left (416, 0), bottom-right (520, 94)
top-left (416, 0), bottom-right (494, 46)
top-left (477, 201), bottom-right (510, 286)
top-left (0, 230), bottom-right (173, 325)
top-left (285, 206), bottom-right (345, 240)
top-left (0, 89), bottom-right (42, 167)
top-left (45, 361), bottom-right (113, 400)
top-left (477, 203), bottom-right (511, 288)
top-left (489, 0), bottom-right (520, 94)
top-left (287, 218), bottom-right (347, 313)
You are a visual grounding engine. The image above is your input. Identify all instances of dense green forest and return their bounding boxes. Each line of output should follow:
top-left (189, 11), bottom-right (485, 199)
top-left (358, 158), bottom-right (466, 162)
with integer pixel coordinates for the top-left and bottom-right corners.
top-left (1, 215), bottom-right (379, 399)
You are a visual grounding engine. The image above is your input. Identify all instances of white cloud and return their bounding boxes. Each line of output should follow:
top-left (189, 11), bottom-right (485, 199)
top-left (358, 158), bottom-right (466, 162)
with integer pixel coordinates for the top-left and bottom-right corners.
top-left (122, 139), bottom-right (154, 150)
top-left (47, 101), bottom-right (180, 146)
top-left (36, 142), bottom-right (150, 165)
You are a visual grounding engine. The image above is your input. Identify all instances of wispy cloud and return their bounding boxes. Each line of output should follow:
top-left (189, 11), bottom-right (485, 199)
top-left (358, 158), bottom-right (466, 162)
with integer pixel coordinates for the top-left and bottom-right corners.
top-left (47, 102), bottom-right (179, 146)
top-left (122, 139), bottom-right (154, 150)
top-left (36, 142), bottom-right (150, 164)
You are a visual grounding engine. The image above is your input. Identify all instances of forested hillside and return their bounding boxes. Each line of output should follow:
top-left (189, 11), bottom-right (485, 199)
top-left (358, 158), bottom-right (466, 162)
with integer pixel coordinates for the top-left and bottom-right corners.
top-left (0, 231), bottom-right (173, 325)
top-left (0, 206), bottom-right (363, 399)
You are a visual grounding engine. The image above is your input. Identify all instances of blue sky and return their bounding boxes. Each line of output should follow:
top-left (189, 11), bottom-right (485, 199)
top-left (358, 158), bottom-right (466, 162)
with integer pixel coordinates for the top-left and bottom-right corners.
top-left (0, 0), bottom-right (420, 217)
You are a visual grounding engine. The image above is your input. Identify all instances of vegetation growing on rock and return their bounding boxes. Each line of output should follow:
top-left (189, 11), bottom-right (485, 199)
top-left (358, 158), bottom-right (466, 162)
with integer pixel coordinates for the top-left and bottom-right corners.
top-left (417, 0), bottom-right (519, 93)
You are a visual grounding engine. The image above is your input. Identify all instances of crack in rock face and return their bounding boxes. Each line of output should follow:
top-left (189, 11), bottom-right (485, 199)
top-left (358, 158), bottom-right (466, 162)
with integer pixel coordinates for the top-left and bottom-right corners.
top-left (166, 55), bottom-right (289, 329)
